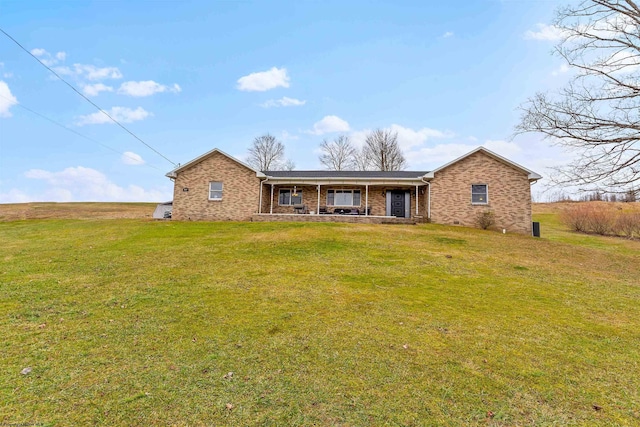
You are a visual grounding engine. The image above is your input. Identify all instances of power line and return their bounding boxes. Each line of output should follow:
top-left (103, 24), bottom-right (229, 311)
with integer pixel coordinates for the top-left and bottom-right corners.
top-left (0, 93), bottom-right (165, 172)
top-left (0, 27), bottom-right (177, 166)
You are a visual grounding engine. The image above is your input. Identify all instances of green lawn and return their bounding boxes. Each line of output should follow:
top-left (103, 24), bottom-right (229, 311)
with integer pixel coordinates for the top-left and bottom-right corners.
top-left (1, 208), bottom-right (639, 426)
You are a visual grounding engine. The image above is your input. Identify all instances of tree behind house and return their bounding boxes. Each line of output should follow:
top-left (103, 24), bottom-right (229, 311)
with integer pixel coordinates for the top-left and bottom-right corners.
top-left (362, 129), bottom-right (407, 171)
top-left (247, 134), bottom-right (291, 171)
top-left (319, 135), bottom-right (356, 170)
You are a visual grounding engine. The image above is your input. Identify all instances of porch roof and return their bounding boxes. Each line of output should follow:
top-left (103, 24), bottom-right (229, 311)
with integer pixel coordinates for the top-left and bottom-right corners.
top-left (262, 170), bottom-right (430, 186)
top-left (263, 170), bottom-right (429, 178)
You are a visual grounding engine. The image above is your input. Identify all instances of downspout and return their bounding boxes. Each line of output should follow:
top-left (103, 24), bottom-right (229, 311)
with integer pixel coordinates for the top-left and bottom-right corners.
top-left (421, 177), bottom-right (431, 221)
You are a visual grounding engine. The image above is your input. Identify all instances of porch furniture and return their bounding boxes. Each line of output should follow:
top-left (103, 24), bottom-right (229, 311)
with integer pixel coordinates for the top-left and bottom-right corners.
top-left (319, 206), bottom-right (331, 215)
top-left (293, 204), bottom-right (308, 214)
top-left (334, 208), bottom-right (360, 215)
top-left (359, 207), bottom-right (372, 216)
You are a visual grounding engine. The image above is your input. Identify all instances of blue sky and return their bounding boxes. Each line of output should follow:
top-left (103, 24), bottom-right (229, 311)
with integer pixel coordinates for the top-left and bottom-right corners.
top-left (0, 0), bottom-right (572, 203)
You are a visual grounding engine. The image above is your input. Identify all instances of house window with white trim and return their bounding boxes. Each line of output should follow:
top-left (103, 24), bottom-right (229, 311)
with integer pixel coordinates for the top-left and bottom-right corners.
top-left (209, 181), bottom-right (223, 200)
top-left (327, 189), bottom-right (361, 206)
top-left (279, 188), bottom-right (303, 205)
top-left (471, 184), bottom-right (488, 204)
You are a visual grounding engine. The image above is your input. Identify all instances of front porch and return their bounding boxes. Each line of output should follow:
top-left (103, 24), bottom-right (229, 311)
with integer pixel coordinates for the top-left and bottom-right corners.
top-left (259, 180), bottom-right (430, 220)
top-left (251, 213), bottom-right (421, 224)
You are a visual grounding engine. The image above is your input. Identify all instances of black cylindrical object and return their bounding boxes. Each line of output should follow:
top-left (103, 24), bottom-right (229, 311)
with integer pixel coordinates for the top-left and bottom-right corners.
top-left (532, 221), bottom-right (541, 238)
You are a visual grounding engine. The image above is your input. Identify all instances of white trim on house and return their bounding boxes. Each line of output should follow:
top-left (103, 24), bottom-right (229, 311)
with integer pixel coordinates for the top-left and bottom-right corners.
top-left (208, 181), bottom-right (223, 201)
top-left (264, 178), bottom-right (426, 186)
top-left (278, 188), bottom-right (303, 206)
top-left (471, 183), bottom-right (489, 205)
top-left (326, 189), bottom-right (362, 207)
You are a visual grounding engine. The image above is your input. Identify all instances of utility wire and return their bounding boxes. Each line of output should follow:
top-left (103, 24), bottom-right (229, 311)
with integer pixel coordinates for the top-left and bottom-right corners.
top-left (0, 27), bottom-right (177, 167)
top-left (0, 93), bottom-right (165, 172)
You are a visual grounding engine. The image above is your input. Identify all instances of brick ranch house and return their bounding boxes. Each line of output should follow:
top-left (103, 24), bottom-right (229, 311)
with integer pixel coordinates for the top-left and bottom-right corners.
top-left (166, 147), bottom-right (542, 234)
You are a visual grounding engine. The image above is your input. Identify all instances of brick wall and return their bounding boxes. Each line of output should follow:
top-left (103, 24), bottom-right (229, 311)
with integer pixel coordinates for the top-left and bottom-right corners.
top-left (429, 151), bottom-right (532, 234)
top-left (172, 152), bottom-right (261, 221)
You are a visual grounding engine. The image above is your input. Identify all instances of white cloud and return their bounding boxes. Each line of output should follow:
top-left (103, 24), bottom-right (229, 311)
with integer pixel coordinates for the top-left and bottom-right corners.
top-left (310, 115), bottom-right (350, 135)
top-left (117, 80), bottom-right (181, 97)
top-left (0, 188), bottom-right (32, 203)
top-left (54, 64), bottom-right (122, 81)
top-left (347, 124), bottom-right (453, 150)
top-left (405, 140), bottom-right (523, 169)
top-left (121, 151), bottom-right (145, 165)
top-left (551, 63), bottom-right (570, 76)
top-left (389, 124), bottom-right (454, 150)
top-left (601, 49), bottom-right (640, 74)
top-left (260, 96), bottom-right (306, 108)
top-left (30, 48), bottom-right (46, 57)
top-left (30, 48), bottom-right (67, 66)
top-left (441, 31), bottom-right (454, 38)
top-left (482, 139), bottom-right (523, 158)
top-left (17, 166), bottom-right (170, 202)
top-left (82, 83), bottom-right (114, 97)
top-left (524, 23), bottom-right (566, 41)
top-left (237, 67), bottom-right (290, 92)
top-left (76, 106), bottom-right (152, 126)
top-left (0, 81), bottom-right (18, 118)
top-left (74, 64), bottom-right (122, 80)
top-left (281, 130), bottom-right (299, 141)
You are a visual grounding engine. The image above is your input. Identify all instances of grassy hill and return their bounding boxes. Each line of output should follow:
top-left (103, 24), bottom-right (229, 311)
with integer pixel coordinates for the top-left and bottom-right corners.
top-left (1, 203), bottom-right (638, 425)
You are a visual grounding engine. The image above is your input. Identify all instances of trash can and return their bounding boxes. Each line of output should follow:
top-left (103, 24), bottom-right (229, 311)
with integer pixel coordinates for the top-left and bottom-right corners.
top-left (532, 222), bottom-right (541, 238)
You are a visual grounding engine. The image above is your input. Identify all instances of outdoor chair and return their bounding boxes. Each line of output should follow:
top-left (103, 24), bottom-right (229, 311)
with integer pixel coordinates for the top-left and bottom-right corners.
top-left (359, 207), bottom-right (372, 215)
top-left (293, 204), bottom-right (308, 214)
top-left (319, 206), bottom-right (331, 215)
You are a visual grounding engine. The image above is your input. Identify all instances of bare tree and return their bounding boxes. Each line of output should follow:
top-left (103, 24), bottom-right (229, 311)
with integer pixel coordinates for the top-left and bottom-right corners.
top-left (319, 135), bottom-right (356, 170)
top-left (247, 134), bottom-right (285, 171)
top-left (362, 129), bottom-right (407, 171)
top-left (281, 159), bottom-right (296, 171)
top-left (516, 0), bottom-right (640, 192)
top-left (353, 146), bottom-right (372, 171)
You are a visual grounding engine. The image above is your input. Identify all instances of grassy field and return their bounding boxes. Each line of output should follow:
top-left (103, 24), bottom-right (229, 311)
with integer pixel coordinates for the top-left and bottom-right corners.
top-left (1, 203), bottom-right (639, 426)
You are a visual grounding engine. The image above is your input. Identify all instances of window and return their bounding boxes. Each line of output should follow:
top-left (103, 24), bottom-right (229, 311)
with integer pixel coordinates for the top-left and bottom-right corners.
top-left (279, 189), bottom-right (302, 205)
top-left (327, 189), bottom-right (361, 206)
top-left (209, 181), bottom-right (223, 200)
top-left (471, 184), bottom-right (488, 204)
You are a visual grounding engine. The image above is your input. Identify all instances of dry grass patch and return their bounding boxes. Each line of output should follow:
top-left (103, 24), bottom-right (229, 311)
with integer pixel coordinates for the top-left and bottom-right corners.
top-left (0, 202), bottom-right (156, 221)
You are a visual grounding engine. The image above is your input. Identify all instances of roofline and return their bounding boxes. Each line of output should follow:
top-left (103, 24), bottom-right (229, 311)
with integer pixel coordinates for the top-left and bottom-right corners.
top-left (261, 177), bottom-right (428, 186)
top-left (423, 146), bottom-right (542, 181)
top-left (165, 148), bottom-right (265, 178)
top-left (262, 175), bottom-right (428, 181)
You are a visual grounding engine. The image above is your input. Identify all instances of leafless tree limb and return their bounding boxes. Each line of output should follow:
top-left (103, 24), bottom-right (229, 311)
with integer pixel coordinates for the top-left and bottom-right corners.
top-left (318, 135), bottom-right (356, 170)
top-left (247, 134), bottom-right (291, 171)
top-left (362, 129), bottom-right (407, 171)
top-left (516, 0), bottom-right (640, 193)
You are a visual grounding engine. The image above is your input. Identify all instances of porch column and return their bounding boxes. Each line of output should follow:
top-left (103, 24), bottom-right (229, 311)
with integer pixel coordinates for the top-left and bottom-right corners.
top-left (259, 181), bottom-right (263, 214)
top-left (416, 185), bottom-right (419, 215)
top-left (270, 184), bottom-right (274, 214)
top-left (365, 184), bottom-right (369, 216)
top-left (317, 184), bottom-right (321, 215)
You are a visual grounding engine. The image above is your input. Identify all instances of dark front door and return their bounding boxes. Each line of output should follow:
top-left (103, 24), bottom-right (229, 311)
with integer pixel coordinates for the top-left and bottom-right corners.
top-left (390, 191), bottom-right (406, 218)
